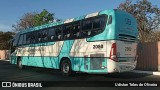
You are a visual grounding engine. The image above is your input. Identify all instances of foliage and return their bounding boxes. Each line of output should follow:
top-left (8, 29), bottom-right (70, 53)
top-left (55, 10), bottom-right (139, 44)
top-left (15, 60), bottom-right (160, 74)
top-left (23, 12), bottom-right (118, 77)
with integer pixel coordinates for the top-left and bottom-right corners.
top-left (34, 9), bottom-right (54, 26)
top-left (12, 9), bottom-right (56, 32)
top-left (0, 31), bottom-right (15, 50)
top-left (118, 0), bottom-right (160, 42)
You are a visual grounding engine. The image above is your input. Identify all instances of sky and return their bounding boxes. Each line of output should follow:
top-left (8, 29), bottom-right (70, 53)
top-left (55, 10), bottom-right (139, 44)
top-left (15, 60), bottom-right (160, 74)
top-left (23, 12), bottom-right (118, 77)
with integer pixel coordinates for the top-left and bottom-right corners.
top-left (0, 0), bottom-right (159, 32)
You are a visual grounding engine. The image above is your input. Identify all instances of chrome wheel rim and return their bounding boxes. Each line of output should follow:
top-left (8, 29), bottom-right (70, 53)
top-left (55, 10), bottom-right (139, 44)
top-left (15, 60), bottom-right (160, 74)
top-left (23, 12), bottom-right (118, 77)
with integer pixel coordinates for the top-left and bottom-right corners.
top-left (18, 61), bottom-right (22, 68)
top-left (63, 63), bottom-right (69, 73)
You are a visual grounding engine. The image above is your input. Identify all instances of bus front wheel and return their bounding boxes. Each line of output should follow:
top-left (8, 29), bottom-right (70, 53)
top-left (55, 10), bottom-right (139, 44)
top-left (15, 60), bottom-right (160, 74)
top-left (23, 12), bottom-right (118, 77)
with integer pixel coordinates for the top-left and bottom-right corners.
top-left (60, 59), bottom-right (72, 77)
top-left (17, 58), bottom-right (24, 69)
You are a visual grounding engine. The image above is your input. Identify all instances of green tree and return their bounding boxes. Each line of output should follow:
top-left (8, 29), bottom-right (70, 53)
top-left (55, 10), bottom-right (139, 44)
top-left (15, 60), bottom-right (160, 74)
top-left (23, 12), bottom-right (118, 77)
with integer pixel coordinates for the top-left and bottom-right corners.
top-left (0, 31), bottom-right (15, 50)
top-left (118, 0), bottom-right (160, 42)
top-left (12, 9), bottom-right (58, 32)
top-left (34, 9), bottom-right (54, 26)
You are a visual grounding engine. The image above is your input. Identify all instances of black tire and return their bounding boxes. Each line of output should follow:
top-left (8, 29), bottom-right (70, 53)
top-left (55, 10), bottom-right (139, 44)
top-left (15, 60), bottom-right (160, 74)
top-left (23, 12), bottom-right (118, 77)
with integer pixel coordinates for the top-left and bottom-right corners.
top-left (60, 59), bottom-right (72, 77)
top-left (17, 58), bottom-right (24, 69)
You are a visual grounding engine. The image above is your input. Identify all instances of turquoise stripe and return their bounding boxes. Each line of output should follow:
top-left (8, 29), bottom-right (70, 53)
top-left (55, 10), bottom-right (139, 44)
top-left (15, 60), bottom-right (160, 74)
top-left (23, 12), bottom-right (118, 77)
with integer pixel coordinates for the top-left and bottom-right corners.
top-left (58, 40), bottom-right (75, 69)
top-left (12, 55), bottom-right (108, 73)
top-left (22, 56), bottom-right (59, 69)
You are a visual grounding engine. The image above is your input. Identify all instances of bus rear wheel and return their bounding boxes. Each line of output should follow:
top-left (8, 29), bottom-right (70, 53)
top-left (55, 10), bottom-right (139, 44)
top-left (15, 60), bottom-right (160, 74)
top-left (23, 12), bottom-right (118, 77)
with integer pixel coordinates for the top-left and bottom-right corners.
top-left (60, 59), bottom-right (72, 77)
top-left (17, 58), bottom-right (24, 69)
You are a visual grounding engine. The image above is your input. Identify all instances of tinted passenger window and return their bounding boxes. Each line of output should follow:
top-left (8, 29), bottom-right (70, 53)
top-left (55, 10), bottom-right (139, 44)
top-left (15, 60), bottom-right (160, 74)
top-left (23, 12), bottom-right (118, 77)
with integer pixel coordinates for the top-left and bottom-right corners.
top-left (26, 33), bottom-right (31, 44)
top-left (42, 30), bottom-right (48, 42)
top-left (23, 34), bottom-right (26, 45)
top-left (37, 30), bottom-right (48, 43)
top-left (93, 16), bottom-right (106, 29)
top-left (18, 34), bottom-right (23, 45)
top-left (13, 34), bottom-right (20, 46)
top-left (30, 32), bottom-right (36, 43)
top-left (70, 22), bottom-right (80, 39)
top-left (37, 31), bottom-right (42, 42)
top-left (63, 21), bottom-right (81, 40)
top-left (82, 20), bottom-right (92, 30)
top-left (26, 32), bottom-right (37, 44)
top-left (48, 27), bottom-right (55, 41)
top-left (55, 26), bottom-right (62, 40)
top-left (81, 15), bottom-right (107, 38)
top-left (63, 24), bottom-right (71, 40)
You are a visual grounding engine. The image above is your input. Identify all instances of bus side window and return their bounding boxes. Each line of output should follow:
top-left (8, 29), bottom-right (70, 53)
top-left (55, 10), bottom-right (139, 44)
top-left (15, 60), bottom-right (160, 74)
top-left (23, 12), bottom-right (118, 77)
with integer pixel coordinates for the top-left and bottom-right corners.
top-left (37, 31), bottom-right (42, 42)
top-left (26, 33), bottom-right (31, 44)
top-left (93, 18), bottom-right (101, 29)
top-left (91, 16), bottom-right (106, 35)
top-left (30, 32), bottom-right (36, 43)
top-left (93, 16), bottom-right (106, 29)
top-left (23, 34), bottom-right (27, 45)
top-left (81, 19), bottom-right (92, 38)
top-left (37, 30), bottom-right (48, 43)
top-left (42, 30), bottom-right (48, 42)
top-left (55, 26), bottom-right (62, 41)
top-left (82, 20), bottom-right (92, 30)
top-left (70, 22), bottom-right (80, 39)
top-left (63, 24), bottom-right (71, 40)
top-left (18, 34), bottom-right (23, 46)
top-left (48, 27), bottom-right (55, 41)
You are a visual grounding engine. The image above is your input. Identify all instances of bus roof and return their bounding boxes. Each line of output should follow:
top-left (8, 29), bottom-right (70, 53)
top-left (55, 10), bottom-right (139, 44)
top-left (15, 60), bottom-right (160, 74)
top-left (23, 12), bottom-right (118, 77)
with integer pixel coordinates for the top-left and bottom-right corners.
top-left (18, 9), bottom-right (124, 34)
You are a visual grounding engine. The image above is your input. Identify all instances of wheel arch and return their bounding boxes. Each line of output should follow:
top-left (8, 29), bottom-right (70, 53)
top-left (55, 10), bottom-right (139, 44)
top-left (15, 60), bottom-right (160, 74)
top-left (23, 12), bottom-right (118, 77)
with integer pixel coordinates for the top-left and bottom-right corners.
top-left (59, 57), bottom-right (72, 69)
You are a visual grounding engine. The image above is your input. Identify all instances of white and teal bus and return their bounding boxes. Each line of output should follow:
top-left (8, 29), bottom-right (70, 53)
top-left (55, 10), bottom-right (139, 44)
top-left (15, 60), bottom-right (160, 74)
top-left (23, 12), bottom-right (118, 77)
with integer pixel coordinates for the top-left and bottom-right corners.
top-left (10, 9), bottom-right (138, 76)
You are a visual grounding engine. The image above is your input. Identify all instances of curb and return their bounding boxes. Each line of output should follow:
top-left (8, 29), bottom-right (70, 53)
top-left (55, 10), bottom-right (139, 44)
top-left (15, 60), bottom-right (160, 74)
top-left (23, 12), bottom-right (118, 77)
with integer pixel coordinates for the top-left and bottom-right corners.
top-left (0, 59), bottom-right (10, 61)
top-left (131, 70), bottom-right (160, 76)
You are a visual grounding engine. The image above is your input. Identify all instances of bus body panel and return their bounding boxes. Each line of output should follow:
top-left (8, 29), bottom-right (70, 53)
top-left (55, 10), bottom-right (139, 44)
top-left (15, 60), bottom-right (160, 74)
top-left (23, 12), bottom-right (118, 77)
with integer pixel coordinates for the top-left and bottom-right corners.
top-left (115, 10), bottom-right (138, 39)
top-left (11, 41), bottom-right (64, 69)
top-left (106, 41), bottom-right (137, 73)
top-left (70, 39), bottom-right (108, 72)
top-left (117, 41), bottom-right (137, 58)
